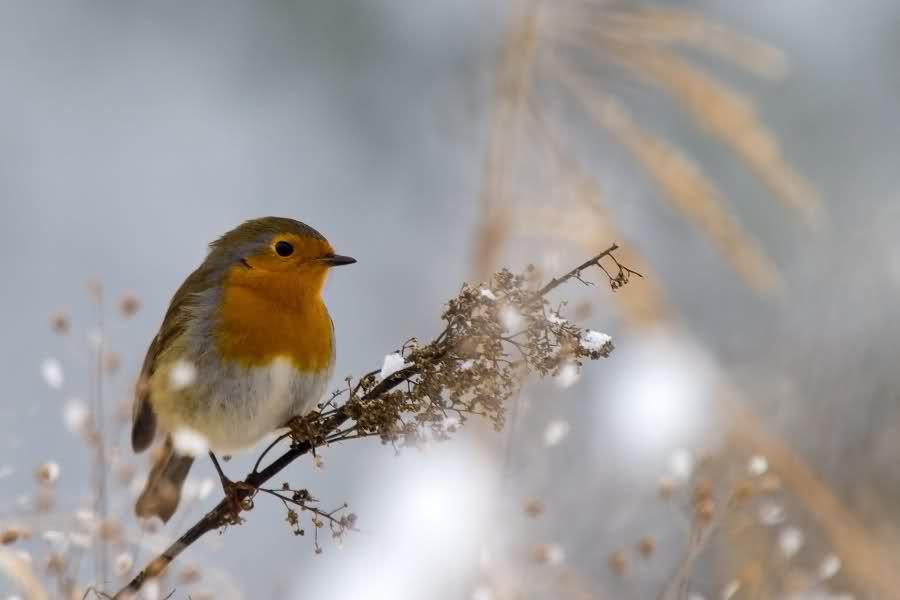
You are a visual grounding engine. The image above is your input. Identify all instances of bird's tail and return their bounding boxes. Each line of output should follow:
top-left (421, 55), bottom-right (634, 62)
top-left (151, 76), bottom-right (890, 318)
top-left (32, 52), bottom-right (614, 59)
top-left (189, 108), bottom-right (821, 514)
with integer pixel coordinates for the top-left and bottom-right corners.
top-left (135, 435), bottom-right (194, 523)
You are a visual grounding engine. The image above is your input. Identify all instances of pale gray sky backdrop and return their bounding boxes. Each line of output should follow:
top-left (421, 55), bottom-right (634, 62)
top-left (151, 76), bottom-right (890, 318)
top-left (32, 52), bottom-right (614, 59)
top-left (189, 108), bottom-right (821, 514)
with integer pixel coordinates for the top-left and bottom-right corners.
top-left (2, 2), bottom-right (899, 598)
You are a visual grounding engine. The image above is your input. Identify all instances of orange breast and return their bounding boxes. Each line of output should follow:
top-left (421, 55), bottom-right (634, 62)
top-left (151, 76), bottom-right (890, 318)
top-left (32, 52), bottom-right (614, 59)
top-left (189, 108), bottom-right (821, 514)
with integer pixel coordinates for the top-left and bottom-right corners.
top-left (214, 266), bottom-right (333, 372)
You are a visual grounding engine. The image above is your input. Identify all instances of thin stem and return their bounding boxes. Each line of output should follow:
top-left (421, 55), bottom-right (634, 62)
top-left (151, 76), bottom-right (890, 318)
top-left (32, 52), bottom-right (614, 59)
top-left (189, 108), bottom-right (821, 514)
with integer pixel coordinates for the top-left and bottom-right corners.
top-left (92, 290), bottom-right (109, 586)
top-left (252, 432), bottom-right (293, 474)
top-left (535, 244), bottom-right (619, 296)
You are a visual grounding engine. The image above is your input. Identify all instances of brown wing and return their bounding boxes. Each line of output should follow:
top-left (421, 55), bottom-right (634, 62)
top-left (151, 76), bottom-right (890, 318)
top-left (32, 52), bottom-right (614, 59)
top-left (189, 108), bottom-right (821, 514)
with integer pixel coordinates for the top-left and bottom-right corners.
top-left (131, 265), bottom-right (213, 452)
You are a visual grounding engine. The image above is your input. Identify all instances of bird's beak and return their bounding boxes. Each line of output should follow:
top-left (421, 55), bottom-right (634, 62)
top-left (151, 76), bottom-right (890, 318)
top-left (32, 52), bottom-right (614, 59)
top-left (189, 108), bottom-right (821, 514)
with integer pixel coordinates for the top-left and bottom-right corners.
top-left (319, 254), bottom-right (357, 267)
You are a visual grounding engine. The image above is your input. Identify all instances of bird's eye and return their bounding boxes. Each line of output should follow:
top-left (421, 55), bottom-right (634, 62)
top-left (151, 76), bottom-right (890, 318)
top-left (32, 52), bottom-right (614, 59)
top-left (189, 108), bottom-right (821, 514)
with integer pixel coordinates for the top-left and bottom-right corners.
top-left (274, 241), bottom-right (294, 257)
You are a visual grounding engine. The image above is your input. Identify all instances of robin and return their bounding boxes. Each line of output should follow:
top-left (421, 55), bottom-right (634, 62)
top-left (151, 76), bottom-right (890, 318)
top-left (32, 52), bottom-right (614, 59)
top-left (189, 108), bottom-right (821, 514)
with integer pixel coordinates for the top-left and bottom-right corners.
top-left (131, 217), bottom-right (355, 522)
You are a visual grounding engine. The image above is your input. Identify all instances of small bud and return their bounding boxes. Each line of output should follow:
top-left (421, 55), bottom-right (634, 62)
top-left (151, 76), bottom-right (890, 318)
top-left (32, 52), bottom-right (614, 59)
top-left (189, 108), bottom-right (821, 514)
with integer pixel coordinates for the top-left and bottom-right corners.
top-left (46, 552), bottom-right (66, 574)
top-left (524, 498), bottom-right (544, 518)
top-left (607, 551), bottom-right (628, 576)
top-left (98, 518), bottom-right (123, 543)
top-left (114, 463), bottom-right (136, 486)
top-left (1, 529), bottom-right (20, 544)
top-left (49, 312), bottom-right (70, 335)
top-left (637, 536), bottom-right (656, 559)
top-left (695, 498), bottom-right (715, 524)
top-left (178, 564), bottom-right (202, 585)
top-left (657, 475), bottom-right (675, 500)
top-left (530, 543), bottom-right (564, 565)
top-left (119, 293), bottom-right (141, 318)
top-left (35, 462), bottom-right (60, 484)
top-left (86, 279), bottom-right (103, 302)
top-left (692, 478), bottom-right (714, 505)
top-left (103, 352), bottom-right (121, 375)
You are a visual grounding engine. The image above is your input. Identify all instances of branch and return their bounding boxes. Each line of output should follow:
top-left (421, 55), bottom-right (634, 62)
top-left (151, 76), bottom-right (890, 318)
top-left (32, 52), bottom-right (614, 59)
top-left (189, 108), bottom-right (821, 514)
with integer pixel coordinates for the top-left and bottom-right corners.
top-left (111, 368), bottom-right (417, 599)
top-left (536, 244), bottom-right (620, 296)
top-left (113, 244), bottom-right (626, 599)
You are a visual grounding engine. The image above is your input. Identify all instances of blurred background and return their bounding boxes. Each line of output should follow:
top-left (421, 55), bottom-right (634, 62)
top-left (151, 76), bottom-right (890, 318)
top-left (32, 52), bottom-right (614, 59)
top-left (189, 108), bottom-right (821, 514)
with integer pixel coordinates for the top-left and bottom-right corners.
top-left (2, 1), bottom-right (899, 598)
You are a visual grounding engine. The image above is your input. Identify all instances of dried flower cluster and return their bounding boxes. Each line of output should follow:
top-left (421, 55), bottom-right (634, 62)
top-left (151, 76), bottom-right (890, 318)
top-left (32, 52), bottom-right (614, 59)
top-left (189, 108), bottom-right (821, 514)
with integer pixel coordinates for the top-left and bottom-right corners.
top-left (304, 263), bottom-right (616, 450)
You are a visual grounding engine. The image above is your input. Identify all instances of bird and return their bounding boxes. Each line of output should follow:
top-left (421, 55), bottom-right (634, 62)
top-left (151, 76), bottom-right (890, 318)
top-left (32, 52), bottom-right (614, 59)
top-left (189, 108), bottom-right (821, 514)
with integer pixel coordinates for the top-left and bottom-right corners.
top-left (131, 216), bottom-right (355, 522)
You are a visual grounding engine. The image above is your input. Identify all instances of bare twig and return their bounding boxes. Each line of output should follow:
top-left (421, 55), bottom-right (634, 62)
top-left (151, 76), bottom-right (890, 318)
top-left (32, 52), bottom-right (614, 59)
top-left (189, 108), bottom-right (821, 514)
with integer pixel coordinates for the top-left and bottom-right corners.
top-left (536, 244), bottom-right (633, 296)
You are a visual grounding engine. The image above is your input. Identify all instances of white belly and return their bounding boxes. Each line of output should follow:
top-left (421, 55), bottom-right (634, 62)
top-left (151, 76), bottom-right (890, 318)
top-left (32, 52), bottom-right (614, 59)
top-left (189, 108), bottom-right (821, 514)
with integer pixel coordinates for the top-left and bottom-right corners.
top-left (171, 357), bottom-right (332, 454)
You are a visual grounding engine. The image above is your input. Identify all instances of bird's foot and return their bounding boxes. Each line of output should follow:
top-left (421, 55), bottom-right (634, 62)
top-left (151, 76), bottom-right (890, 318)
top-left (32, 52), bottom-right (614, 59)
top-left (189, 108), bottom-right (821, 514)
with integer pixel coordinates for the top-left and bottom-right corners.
top-left (220, 479), bottom-right (256, 525)
top-left (209, 452), bottom-right (255, 525)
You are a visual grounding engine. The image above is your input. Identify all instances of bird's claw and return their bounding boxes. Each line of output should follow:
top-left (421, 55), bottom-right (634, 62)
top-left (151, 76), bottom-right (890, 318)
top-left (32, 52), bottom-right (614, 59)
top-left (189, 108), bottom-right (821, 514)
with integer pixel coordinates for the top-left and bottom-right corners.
top-left (220, 479), bottom-right (255, 525)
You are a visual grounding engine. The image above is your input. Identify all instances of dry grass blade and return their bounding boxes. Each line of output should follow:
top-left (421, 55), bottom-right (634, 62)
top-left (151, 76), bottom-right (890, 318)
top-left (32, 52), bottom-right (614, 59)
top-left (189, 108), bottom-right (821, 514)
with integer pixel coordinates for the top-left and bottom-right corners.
top-left (563, 29), bottom-right (823, 227)
top-left (547, 54), bottom-right (783, 296)
top-left (476, 2), bottom-right (823, 304)
top-left (598, 6), bottom-right (788, 79)
top-left (475, 0), bottom-right (544, 277)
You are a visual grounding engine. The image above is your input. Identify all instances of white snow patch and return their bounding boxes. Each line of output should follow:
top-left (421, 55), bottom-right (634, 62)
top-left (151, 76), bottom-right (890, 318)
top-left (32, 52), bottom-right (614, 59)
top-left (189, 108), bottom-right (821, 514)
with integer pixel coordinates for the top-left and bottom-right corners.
top-left (41, 358), bottom-right (64, 390)
top-left (380, 353), bottom-right (409, 379)
top-left (168, 359), bottom-right (197, 391)
top-left (172, 427), bottom-right (209, 458)
top-left (543, 420), bottom-right (571, 447)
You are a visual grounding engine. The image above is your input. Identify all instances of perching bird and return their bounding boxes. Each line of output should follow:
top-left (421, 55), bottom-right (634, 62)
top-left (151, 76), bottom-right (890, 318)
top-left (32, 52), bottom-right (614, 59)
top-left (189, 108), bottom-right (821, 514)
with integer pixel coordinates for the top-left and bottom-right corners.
top-left (131, 217), bottom-right (355, 522)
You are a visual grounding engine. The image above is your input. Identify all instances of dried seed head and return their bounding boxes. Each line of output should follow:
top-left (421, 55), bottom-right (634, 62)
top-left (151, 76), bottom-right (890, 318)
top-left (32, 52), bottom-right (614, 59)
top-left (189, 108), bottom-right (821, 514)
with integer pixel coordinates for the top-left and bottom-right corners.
top-left (637, 536), bottom-right (656, 559)
top-left (178, 564), bottom-right (202, 585)
top-left (692, 477), bottom-right (714, 505)
top-left (103, 351), bottom-right (121, 375)
top-left (119, 293), bottom-right (141, 317)
top-left (607, 551), bottom-right (628, 576)
top-left (98, 518), bottom-right (123, 543)
top-left (35, 462), bottom-right (60, 484)
top-left (1, 529), bottom-right (20, 545)
top-left (49, 312), bottom-right (70, 335)
top-left (82, 426), bottom-right (102, 448)
top-left (46, 551), bottom-right (66, 574)
top-left (114, 463), bottom-right (136, 486)
top-left (657, 475), bottom-right (675, 500)
top-left (530, 543), bottom-right (564, 565)
top-left (524, 498), bottom-right (544, 518)
top-left (86, 279), bottom-right (103, 301)
top-left (695, 498), bottom-right (716, 524)
top-left (34, 487), bottom-right (55, 512)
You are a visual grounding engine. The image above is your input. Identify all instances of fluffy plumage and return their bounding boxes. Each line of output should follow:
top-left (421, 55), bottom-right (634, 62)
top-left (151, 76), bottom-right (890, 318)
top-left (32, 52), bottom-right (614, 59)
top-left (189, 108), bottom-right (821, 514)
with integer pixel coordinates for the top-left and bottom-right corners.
top-left (132, 217), bottom-right (350, 522)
